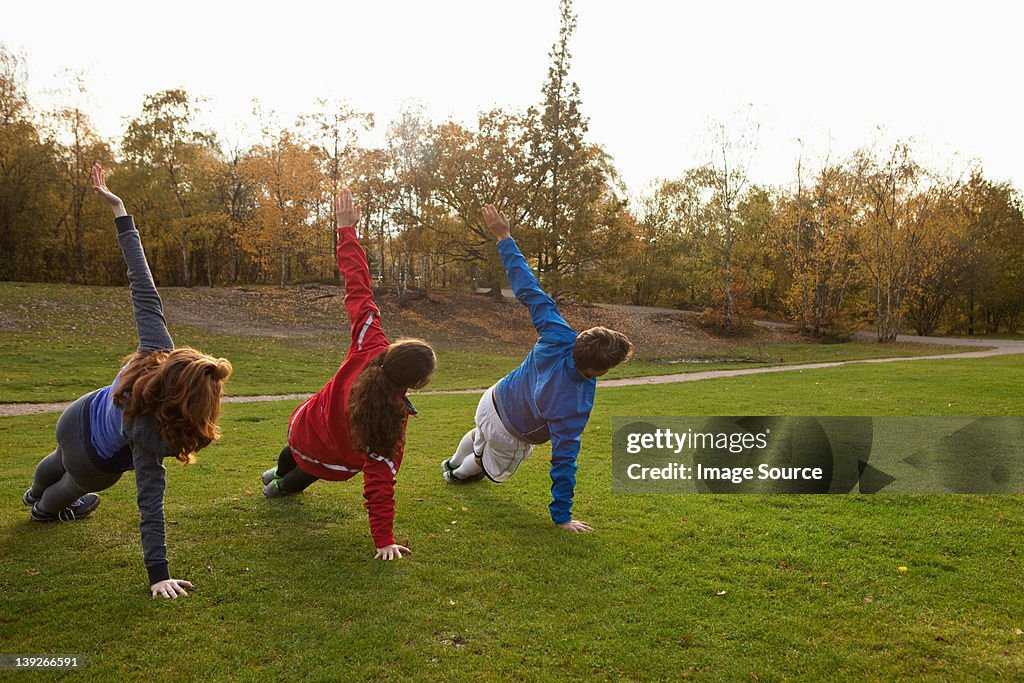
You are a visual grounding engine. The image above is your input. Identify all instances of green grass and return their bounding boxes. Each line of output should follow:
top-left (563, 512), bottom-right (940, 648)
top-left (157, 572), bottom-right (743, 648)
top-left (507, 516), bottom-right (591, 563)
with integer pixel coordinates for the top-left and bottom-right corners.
top-left (2, 327), bottom-right (979, 404)
top-left (969, 332), bottom-right (1024, 341)
top-left (1, 356), bottom-right (1023, 680)
top-left (0, 287), bottom-right (984, 405)
top-left (601, 340), bottom-right (986, 383)
top-left (0, 324), bottom-right (528, 402)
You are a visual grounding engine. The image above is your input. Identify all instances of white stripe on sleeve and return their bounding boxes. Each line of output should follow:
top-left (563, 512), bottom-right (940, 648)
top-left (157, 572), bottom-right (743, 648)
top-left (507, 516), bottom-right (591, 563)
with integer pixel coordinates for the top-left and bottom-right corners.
top-left (357, 313), bottom-right (375, 350)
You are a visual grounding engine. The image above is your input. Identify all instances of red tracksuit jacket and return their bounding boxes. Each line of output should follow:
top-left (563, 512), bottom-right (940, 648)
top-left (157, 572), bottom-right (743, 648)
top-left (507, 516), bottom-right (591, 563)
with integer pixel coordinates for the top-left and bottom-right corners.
top-left (286, 225), bottom-right (412, 548)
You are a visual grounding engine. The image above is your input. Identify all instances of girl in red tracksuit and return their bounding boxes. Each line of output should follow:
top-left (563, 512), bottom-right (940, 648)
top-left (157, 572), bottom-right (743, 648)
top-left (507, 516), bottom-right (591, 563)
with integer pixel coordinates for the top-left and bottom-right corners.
top-left (260, 189), bottom-right (436, 560)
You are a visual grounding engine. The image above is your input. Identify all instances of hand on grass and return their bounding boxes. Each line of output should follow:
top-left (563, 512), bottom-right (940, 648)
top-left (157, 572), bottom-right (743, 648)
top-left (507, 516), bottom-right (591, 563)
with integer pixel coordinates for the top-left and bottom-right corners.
top-left (374, 544), bottom-right (411, 560)
top-left (335, 188), bottom-right (361, 229)
top-left (557, 520), bottom-right (594, 533)
top-left (151, 578), bottom-right (194, 599)
top-left (92, 163), bottom-right (127, 218)
top-left (482, 204), bottom-right (510, 241)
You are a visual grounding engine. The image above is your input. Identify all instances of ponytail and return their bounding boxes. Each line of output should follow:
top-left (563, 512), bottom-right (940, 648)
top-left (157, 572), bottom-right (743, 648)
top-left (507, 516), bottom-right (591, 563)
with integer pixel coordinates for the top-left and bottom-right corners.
top-left (348, 339), bottom-right (435, 456)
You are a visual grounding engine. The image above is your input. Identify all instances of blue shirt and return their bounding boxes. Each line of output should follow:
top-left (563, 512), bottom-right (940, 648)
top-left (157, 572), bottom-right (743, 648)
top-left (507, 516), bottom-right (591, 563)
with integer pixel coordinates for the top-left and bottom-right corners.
top-left (89, 375), bottom-right (128, 461)
top-left (493, 237), bottom-right (596, 525)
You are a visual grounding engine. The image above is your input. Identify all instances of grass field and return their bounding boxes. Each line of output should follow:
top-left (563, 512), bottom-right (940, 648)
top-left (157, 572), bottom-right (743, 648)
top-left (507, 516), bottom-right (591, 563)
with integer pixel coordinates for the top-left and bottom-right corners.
top-left (0, 326), bottom-right (983, 404)
top-left (0, 282), bottom-right (985, 404)
top-left (1, 355), bottom-right (1022, 680)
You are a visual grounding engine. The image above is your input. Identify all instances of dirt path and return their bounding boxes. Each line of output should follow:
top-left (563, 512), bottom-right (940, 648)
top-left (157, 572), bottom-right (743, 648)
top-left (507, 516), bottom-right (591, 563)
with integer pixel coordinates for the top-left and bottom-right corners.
top-left (3, 334), bottom-right (1021, 417)
top-left (599, 342), bottom-right (1022, 387)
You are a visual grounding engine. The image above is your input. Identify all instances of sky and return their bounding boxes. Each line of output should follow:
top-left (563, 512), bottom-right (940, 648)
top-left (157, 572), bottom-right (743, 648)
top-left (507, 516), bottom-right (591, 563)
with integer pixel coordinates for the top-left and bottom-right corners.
top-left (3, 0), bottom-right (1021, 197)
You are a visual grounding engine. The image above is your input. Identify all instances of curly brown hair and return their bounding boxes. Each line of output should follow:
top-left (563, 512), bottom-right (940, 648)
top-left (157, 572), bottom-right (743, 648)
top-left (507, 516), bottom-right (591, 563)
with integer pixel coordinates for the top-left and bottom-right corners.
top-left (573, 326), bottom-right (634, 373)
top-left (113, 348), bottom-right (233, 462)
top-left (348, 339), bottom-right (436, 457)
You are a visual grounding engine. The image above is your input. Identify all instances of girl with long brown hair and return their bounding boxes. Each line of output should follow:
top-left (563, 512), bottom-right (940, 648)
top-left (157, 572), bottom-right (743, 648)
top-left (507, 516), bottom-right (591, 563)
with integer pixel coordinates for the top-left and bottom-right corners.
top-left (23, 164), bottom-right (232, 599)
top-left (260, 189), bottom-right (436, 561)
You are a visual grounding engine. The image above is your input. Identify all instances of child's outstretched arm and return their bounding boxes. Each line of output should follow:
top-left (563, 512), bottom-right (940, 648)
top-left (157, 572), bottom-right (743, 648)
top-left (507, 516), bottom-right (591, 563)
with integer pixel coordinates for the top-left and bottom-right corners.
top-left (131, 433), bottom-right (193, 598)
top-left (335, 189), bottom-right (385, 351)
top-left (92, 164), bottom-right (173, 352)
top-left (482, 205), bottom-right (576, 344)
top-left (363, 453), bottom-right (412, 560)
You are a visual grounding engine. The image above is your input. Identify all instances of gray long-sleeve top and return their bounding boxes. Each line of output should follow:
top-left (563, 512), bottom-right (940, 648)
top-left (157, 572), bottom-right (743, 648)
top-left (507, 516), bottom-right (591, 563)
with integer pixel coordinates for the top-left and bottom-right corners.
top-left (114, 215), bottom-right (176, 585)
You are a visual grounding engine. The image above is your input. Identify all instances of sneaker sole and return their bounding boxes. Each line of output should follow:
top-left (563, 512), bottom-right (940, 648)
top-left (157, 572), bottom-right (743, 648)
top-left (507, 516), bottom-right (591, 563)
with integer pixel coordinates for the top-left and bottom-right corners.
top-left (31, 495), bottom-right (100, 522)
top-left (263, 481), bottom-right (291, 499)
top-left (443, 470), bottom-right (485, 485)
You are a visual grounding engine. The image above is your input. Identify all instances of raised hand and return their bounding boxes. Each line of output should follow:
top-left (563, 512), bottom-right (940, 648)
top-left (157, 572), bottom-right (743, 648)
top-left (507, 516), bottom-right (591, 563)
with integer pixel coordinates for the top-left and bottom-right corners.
top-left (335, 188), bottom-right (361, 229)
top-left (92, 163), bottom-right (127, 218)
top-left (482, 204), bottom-right (510, 241)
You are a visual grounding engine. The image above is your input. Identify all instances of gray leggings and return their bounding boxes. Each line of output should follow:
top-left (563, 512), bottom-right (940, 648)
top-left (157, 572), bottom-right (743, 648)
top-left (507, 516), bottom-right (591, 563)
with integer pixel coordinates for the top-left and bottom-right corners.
top-left (31, 393), bottom-right (124, 513)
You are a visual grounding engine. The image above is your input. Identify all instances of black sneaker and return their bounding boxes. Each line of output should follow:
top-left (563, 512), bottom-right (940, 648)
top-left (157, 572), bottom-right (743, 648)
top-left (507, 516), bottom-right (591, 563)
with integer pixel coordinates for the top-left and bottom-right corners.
top-left (442, 457), bottom-right (485, 484)
top-left (30, 493), bottom-right (101, 522)
top-left (23, 488), bottom-right (39, 507)
top-left (443, 468), bottom-right (485, 485)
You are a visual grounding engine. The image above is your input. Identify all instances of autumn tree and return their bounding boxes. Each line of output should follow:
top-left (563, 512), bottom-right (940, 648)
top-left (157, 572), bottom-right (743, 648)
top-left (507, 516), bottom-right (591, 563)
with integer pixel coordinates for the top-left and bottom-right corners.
top-left (44, 74), bottom-right (116, 284)
top-left (122, 89), bottom-right (220, 286)
top-left (903, 177), bottom-right (976, 335)
top-left (646, 161), bottom-right (768, 329)
top-left (300, 100), bottom-right (373, 281)
top-left (385, 106), bottom-right (435, 300)
top-left (239, 111), bottom-right (321, 287)
top-left (349, 145), bottom-right (397, 285)
top-left (197, 143), bottom-right (254, 284)
top-left (855, 142), bottom-right (934, 342)
top-left (0, 45), bottom-right (57, 281)
top-left (597, 188), bottom-right (687, 306)
top-left (699, 115), bottom-right (761, 329)
top-left (775, 152), bottom-right (862, 338)
top-left (421, 111), bottom-right (542, 294)
top-left (523, 0), bottom-right (625, 296)
top-left (954, 173), bottom-right (1024, 333)
top-left (733, 184), bottom-right (777, 313)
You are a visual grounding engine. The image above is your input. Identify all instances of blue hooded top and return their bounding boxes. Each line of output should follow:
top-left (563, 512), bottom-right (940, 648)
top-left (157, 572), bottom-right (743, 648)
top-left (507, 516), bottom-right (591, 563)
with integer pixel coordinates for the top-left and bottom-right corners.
top-left (492, 237), bottom-right (596, 525)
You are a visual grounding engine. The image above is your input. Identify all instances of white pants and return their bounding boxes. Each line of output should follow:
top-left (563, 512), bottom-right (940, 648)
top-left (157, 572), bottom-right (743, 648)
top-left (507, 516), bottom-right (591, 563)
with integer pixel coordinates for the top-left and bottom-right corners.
top-left (449, 385), bottom-right (534, 482)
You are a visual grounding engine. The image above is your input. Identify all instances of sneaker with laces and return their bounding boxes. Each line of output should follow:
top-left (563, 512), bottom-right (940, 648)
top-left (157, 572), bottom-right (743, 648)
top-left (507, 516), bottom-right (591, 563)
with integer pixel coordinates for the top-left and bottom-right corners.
top-left (263, 480), bottom-right (290, 498)
top-left (443, 468), bottom-right (485, 485)
top-left (23, 488), bottom-right (40, 507)
top-left (30, 493), bottom-right (100, 522)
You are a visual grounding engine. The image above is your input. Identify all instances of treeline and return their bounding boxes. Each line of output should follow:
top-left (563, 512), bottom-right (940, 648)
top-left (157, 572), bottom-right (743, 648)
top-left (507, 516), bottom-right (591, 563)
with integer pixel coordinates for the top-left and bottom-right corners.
top-left (2, 3), bottom-right (1022, 338)
top-left (627, 142), bottom-right (1024, 338)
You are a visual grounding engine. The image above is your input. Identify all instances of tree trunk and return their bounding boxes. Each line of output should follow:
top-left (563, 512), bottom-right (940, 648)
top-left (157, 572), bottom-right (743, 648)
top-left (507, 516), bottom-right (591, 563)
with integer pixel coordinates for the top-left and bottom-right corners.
top-left (279, 247), bottom-right (287, 288)
top-left (181, 225), bottom-right (191, 288)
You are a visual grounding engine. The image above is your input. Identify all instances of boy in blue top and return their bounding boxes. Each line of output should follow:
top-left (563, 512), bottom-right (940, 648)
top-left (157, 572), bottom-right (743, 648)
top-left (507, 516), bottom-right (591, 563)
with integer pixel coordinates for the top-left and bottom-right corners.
top-left (442, 205), bottom-right (633, 532)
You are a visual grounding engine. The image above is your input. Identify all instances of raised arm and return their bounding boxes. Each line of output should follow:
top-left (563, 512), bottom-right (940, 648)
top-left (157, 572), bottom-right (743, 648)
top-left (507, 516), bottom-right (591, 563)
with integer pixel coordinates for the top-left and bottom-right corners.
top-left (335, 189), bottom-right (385, 351)
top-left (483, 205), bottom-right (575, 344)
top-left (92, 164), bottom-right (173, 352)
